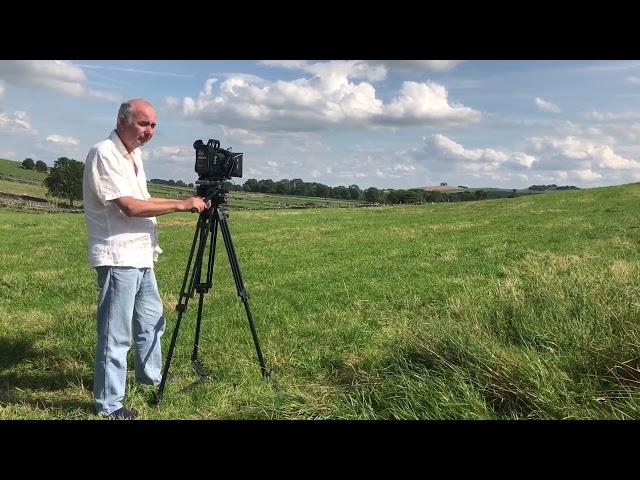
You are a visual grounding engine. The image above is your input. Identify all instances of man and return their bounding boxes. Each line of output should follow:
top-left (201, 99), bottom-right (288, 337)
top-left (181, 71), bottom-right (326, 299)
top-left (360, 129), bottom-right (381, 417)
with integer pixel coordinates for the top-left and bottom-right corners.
top-left (82, 98), bottom-right (207, 419)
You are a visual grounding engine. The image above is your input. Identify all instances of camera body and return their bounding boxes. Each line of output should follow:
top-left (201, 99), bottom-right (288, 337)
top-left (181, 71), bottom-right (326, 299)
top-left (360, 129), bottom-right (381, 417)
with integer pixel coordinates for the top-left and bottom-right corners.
top-left (194, 139), bottom-right (243, 180)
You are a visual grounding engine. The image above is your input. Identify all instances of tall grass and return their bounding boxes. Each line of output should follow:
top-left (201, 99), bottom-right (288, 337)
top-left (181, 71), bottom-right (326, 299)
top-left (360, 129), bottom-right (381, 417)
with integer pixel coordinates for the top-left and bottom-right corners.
top-left (1, 184), bottom-right (639, 418)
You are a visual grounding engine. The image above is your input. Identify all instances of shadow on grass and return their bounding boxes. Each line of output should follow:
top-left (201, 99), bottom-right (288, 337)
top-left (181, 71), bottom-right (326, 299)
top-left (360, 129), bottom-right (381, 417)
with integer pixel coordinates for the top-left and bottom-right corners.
top-left (0, 335), bottom-right (95, 415)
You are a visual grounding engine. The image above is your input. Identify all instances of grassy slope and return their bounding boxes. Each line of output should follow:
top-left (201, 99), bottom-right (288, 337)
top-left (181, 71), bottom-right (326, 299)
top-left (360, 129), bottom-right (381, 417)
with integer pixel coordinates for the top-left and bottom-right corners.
top-left (1, 159), bottom-right (363, 210)
top-left (0, 159), bottom-right (48, 182)
top-left (1, 184), bottom-right (639, 419)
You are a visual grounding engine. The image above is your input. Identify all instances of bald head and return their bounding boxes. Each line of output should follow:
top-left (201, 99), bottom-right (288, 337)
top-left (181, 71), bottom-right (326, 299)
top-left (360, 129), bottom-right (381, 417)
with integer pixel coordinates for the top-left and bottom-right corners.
top-left (116, 99), bottom-right (157, 153)
top-left (118, 99), bottom-right (155, 122)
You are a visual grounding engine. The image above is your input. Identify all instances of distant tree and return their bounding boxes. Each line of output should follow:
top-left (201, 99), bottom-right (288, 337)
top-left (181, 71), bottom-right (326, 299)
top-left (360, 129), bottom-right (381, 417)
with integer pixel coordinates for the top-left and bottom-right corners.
top-left (364, 187), bottom-right (382, 203)
top-left (258, 179), bottom-right (275, 193)
top-left (460, 191), bottom-right (474, 202)
top-left (397, 190), bottom-right (422, 204)
top-left (474, 190), bottom-right (488, 200)
top-left (35, 160), bottom-right (48, 172)
top-left (428, 191), bottom-right (443, 203)
top-left (175, 180), bottom-right (185, 187)
top-left (22, 158), bottom-right (35, 170)
top-left (167, 179), bottom-right (175, 186)
top-left (290, 178), bottom-right (306, 196)
top-left (188, 183), bottom-right (194, 188)
top-left (348, 184), bottom-right (362, 200)
top-left (275, 179), bottom-right (291, 195)
top-left (243, 179), bottom-right (259, 192)
top-left (310, 182), bottom-right (330, 198)
top-left (332, 185), bottom-right (350, 200)
top-left (386, 190), bottom-right (401, 204)
top-left (44, 157), bottom-right (84, 207)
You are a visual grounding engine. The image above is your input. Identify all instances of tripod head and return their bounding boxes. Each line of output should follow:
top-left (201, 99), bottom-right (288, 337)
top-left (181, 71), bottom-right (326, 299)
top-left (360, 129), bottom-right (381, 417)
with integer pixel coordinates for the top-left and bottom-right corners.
top-left (195, 179), bottom-right (228, 210)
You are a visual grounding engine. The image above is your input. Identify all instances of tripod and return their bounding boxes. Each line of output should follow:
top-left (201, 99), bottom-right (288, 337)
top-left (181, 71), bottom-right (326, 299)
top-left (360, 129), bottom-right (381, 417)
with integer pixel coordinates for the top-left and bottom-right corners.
top-left (155, 181), bottom-right (269, 404)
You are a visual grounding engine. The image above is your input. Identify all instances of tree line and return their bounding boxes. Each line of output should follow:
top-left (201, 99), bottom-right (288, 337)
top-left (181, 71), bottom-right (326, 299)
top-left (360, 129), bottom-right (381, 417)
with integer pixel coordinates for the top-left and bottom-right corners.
top-left (528, 184), bottom-right (579, 191)
top-left (21, 158), bottom-right (49, 172)
top-left (26, 156), bottom-right (579, 209)
top-left (233, 178), bottom-right (533, 204)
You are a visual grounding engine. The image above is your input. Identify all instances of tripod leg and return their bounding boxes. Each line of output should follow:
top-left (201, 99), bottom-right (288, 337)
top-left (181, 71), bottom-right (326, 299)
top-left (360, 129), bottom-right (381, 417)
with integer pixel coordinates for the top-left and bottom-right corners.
top-left (216, 208), bottom-right (270, 379)
top-left (191, 215), bottom-right (219, 380)
top-left (155, 211), bottom-right (212, 404)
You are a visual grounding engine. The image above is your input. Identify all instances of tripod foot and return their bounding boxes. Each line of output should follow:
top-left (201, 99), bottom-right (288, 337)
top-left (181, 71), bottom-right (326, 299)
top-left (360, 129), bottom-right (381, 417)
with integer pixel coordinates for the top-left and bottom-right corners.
top-left (193, 359), bottom-right (216, 379)
top-left (151, 391), bottom-right (162, 406)
top-left (179, 375), bottom-right (217, 393)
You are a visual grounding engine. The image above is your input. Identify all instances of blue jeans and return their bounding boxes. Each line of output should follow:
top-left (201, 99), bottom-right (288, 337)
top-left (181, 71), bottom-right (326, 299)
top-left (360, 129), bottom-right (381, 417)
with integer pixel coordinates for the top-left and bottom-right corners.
top-left (94, 266), bottom-right (166, 415)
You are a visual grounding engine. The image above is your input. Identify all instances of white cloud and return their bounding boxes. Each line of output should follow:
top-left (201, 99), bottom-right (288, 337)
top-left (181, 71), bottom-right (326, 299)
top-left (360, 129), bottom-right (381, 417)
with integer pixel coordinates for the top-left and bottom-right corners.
top-left (220, 126), bottom-right (265, 145)
top-left (259, 60), bottom-right (387, 82)
top-left (425, 134), bottom-right (536, 169)
top-left (0, 81), bottom-right (4, 98)
top-left (76, 63), bottom-right (193, 78)
top-left (535, 97), bottom-right (561, 113)
top-left (262, 60), bottom-right (463, 75)
top-left (584, 109), bottom-right (640, 121)
top-left (574, 169), bottom-right (603, 181)
top-left (150, 145), bottom-right (192, 163)
top-left (625, 75), bottom-right (640, 84)
top-left (0, 111), bottom-right (37, 135)
top-left (168, 67), bottom-right (480, 132)
top-left (0, 60), bottom-right (120, 101)
top-left (368, 60), bottom-right (463, 72)
top-left (378, 81), bottom-right (481, 126)
top-left (143, 145), bottom-right (196, 182)
top-left (376, 134), bottom-right (612, 189)
top-left (46, 134), bottom-right (79, 146)
top-left (528, 135), bottom-right (640, 171)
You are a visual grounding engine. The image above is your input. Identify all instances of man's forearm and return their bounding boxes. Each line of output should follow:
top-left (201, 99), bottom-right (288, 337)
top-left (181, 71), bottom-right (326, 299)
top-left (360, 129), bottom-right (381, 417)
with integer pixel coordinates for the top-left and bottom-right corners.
top-left (114, 195), bottom-right (206, 217)
top-left (147, 197), bottom-right (182, 204)
top-left (117, 197), bottom-right (187, 217)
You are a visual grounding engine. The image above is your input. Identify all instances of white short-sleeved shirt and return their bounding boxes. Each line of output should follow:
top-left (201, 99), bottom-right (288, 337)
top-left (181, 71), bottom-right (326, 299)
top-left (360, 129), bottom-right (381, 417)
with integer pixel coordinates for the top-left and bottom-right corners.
top-left (82, 130), bottom-right (162, 268)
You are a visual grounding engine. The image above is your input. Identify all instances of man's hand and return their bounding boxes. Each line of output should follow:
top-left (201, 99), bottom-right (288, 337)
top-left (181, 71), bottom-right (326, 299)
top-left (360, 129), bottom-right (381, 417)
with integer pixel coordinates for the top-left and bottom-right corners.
top-left (183, 196), bottom-right (208, 213)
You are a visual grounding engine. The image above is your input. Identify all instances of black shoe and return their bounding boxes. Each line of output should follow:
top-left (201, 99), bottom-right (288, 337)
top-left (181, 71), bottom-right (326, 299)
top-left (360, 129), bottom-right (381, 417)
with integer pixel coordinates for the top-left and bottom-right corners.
top-left (107, 407), bottom-right (138, 420)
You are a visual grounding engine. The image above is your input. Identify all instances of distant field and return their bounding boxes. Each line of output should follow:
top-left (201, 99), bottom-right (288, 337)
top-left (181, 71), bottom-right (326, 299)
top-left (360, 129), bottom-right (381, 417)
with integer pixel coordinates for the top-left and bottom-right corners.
top-left (226, 192), bottom-right (364, 210)
top-left (146, 182), bottom-right (365, 209)
top-left (0, 158), bottom-right (48, 182)
top-left (0, 159), bottom-right (365, 211)
top-left (0, 179), bottom-right (47, 198)
top-left (1, 183), bottom-right (639, 419)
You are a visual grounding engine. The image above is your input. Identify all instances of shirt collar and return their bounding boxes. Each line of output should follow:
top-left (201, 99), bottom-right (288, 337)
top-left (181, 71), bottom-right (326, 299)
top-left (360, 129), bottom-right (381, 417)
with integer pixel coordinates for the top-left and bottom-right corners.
top-left (109, 129), bottom-right (140, 161)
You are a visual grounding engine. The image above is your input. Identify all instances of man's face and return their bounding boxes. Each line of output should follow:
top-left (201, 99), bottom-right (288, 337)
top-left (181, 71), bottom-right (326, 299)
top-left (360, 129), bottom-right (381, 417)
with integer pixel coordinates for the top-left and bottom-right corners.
top-left (118, 102), bottom-right (157, 151)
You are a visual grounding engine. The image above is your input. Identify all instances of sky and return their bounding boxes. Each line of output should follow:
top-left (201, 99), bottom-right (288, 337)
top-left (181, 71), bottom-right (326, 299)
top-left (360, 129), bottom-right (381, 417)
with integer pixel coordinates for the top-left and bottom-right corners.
top-left (1, 59), bottom-right (639, 190)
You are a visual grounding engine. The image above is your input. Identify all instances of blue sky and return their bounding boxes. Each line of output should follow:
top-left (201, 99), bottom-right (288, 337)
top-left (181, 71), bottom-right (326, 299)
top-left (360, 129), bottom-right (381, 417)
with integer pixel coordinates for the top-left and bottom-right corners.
top-left (1, 60), bottom-right (639, 190)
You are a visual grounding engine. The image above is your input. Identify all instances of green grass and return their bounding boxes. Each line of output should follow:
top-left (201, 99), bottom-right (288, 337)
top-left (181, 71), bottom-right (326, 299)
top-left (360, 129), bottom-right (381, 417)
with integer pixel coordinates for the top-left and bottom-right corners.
top-left (1, 184), bottom-right (639, 419)
top-left (147, 183), bottom-right (196, 199)
top-left (0, 179), bottom-right (48, 198)
top-left (225, 192), bottom-right (364, 210)
top-left (0, 158), bottom-right (49, 182)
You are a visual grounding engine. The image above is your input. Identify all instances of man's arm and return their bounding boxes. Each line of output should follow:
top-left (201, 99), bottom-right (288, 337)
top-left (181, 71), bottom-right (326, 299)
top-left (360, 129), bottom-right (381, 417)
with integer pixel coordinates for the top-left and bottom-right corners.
top-left (147, 197), bottom-right (184, 204)
top-left (113, 196), bottom-right (207, 217)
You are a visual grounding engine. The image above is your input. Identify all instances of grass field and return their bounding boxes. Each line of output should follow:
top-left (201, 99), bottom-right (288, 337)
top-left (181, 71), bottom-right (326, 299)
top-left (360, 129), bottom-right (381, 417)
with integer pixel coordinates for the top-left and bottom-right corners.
top-left (0, 158), bottom-right (364, 211)
top-left (0, 159), bottom-right (48, 182)
top-left (1, 183), bottom-right (639, 419)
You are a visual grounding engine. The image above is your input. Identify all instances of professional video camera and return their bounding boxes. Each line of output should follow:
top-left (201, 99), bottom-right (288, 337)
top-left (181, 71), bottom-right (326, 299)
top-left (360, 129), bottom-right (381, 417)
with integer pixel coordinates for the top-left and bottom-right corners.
top-left (194, 139), bottom-right (243, 181)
